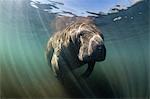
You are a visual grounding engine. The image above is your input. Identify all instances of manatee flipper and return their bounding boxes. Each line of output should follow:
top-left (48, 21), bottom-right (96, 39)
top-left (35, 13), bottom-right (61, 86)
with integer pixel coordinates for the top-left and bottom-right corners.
top-left (82, 61), bottom-right (95, 78)
top-left (50, 45), bottom-right (63, 78)
top-left (51, 54), bottom-right (58, 72)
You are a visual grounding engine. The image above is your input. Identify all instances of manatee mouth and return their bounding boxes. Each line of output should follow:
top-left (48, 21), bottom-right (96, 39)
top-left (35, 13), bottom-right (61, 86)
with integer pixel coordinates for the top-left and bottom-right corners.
top-left (92, 44), bottom-right (106, 61)
top-left (82, 45), bottom-right (106, 62)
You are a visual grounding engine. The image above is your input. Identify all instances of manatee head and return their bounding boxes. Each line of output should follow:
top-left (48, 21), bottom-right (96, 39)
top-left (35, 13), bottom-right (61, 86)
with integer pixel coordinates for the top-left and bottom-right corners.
top-left (77, 27), bottom-right (106, 63)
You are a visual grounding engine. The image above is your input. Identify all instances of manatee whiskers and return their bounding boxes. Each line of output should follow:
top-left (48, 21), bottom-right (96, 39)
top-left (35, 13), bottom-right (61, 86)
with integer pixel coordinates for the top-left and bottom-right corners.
top-left (46, 17), bottom-right (106, 78)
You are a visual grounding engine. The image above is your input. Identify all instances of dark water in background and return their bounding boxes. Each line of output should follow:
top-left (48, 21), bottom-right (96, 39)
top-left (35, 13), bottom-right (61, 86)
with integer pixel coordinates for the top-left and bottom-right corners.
top-left (0, 0), bottom-right (149, 98)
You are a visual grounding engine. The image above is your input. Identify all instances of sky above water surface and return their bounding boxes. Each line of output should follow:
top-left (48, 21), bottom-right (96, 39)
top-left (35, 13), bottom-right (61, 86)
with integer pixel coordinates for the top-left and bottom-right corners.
top-left (31, 0), bottom-right (142, 16)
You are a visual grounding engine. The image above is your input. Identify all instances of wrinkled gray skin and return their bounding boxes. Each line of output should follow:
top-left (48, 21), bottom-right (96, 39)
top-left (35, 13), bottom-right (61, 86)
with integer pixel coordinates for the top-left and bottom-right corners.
top-left (46, 18), bottom-right (106, 78)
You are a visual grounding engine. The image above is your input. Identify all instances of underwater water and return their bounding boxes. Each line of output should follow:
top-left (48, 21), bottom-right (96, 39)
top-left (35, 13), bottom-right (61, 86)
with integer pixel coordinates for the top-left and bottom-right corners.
top-left (0, 0), bottom-right (149, 98)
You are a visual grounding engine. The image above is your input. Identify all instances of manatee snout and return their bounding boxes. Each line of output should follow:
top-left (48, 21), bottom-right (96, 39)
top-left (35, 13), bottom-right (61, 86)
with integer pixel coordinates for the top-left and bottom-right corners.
top-left (91, 43), bottom-right (106, 61)
top-left (79, 38), bottom-right (106, 63)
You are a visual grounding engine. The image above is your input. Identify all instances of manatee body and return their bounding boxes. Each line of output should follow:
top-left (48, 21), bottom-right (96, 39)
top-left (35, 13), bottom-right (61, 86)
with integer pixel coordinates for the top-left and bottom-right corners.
top-left (46, 17), bottom-right (106, 78)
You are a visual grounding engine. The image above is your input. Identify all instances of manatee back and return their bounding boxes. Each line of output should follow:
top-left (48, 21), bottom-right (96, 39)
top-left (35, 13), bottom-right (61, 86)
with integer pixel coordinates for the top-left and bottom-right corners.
top-left (51, 16), bottom-right (94, 32)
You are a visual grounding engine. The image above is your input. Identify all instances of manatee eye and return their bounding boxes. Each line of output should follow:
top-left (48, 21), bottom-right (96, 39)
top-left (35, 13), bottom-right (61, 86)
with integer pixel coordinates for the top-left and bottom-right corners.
top-left (79, 32), bottom-right (84, 36)
top-left (77, 32), bottom-right (84, 44)
top-left (79, 32), bottom-right (85, 37)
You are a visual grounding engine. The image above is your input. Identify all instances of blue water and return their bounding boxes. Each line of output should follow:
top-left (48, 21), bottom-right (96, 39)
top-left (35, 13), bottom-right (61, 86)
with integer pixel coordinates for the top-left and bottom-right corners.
top-left (0, 0), bottom-right (149, 98)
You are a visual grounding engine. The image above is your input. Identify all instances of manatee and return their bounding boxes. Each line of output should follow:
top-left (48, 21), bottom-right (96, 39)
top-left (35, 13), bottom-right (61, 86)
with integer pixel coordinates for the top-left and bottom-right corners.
top-left (46, 16), bottom-right (106, 78)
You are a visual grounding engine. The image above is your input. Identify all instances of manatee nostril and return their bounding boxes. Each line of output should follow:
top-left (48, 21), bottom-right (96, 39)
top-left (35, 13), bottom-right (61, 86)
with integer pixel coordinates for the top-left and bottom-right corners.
top-left (97, 44), bottom-right (103, 50)
top-left (97, 45), bottom-right (102, 49)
